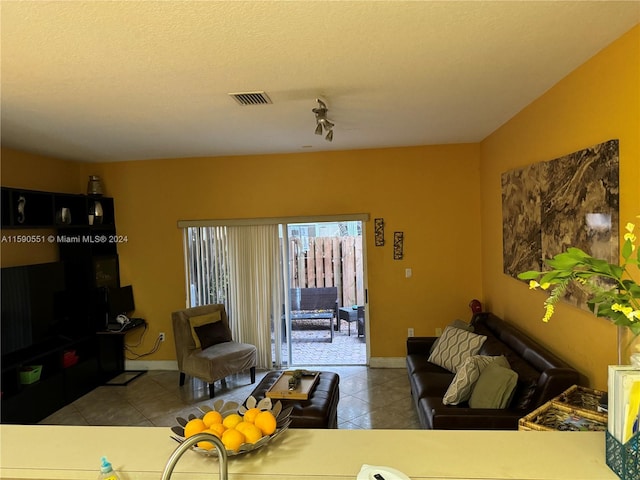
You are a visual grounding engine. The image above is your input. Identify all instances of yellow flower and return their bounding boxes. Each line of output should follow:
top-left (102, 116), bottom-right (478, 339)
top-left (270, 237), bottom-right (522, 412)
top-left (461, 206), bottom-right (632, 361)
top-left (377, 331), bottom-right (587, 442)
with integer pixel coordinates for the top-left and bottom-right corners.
top-left (625, 222), bottom-right (635, 233)
top-left (542, 304), bottom-right (554, 322)
top-left (624, 232), bottom-right (637, 243)
top-left (612, 303), bottom-right (635, 320)
top-left (540, 282), bottom-right (551, 290)
top-left (529, 280), bottom-right (540, 290)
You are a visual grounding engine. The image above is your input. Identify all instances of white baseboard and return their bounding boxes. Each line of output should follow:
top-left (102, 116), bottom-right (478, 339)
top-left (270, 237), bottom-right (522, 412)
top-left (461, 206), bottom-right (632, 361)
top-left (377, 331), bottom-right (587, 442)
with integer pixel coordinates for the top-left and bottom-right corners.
top-left (124, 360), bottom-right (178, 371)
top-left (369, 357), bottom-right (405, 368)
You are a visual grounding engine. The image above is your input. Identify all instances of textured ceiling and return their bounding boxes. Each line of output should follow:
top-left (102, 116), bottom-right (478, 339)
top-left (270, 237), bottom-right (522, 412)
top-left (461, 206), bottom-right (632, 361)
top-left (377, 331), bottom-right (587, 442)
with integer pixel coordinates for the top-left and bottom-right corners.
top-left (1, 1), bottom-right (639, 163)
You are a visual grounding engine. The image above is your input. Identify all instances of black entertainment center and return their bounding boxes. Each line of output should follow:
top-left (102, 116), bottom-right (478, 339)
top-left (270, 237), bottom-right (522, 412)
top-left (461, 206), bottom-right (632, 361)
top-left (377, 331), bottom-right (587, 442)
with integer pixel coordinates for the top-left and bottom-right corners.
top-left (1, 186), bottom-right (136, 424)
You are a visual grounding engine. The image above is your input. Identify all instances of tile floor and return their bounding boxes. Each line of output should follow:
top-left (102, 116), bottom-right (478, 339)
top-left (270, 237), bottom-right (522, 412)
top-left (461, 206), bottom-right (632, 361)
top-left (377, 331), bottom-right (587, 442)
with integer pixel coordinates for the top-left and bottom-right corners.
top-left (39, 366), bottom-right (421, 430)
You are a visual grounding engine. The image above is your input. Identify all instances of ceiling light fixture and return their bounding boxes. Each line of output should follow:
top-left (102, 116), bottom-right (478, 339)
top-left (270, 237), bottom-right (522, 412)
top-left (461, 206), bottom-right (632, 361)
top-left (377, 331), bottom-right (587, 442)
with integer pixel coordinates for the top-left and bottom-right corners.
top-left (312, 98), bottom-right (334, 142)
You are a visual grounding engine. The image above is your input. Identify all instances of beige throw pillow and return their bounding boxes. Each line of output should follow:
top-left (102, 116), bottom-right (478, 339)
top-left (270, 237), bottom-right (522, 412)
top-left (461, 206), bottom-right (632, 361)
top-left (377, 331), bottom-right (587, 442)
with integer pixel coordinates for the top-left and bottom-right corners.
top-left (443, 355), bottom-right (510, 405)
top-left (427, 326), bottom-right (487, 373)
top-left (429, 319), bottom-right (475, 355)
top-left (188, 311), bottom-right (222, 349)
top-left (469, 363), bottom-right (519, 409)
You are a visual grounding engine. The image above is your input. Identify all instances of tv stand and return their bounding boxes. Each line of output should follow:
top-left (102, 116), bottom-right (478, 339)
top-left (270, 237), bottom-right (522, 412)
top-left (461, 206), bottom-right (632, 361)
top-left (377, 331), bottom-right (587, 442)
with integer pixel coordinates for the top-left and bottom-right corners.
top-left (0, 334), bottom-right (99, 424)
top-left (97, 320), bottom-right (147, 386)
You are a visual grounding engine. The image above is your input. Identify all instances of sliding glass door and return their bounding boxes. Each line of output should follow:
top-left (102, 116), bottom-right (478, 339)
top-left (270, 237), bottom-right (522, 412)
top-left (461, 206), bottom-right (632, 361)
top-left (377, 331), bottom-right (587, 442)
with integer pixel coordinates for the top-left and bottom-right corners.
top-left (181, 215), bottom-right (369, 370)
top-left (280, 220), bottom-right (367, 367)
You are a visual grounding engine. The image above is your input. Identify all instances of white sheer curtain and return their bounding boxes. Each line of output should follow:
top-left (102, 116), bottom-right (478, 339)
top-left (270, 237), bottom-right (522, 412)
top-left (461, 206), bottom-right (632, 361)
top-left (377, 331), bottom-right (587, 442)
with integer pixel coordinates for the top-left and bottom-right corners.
top-left (225, 224), bottom-right (282, 369)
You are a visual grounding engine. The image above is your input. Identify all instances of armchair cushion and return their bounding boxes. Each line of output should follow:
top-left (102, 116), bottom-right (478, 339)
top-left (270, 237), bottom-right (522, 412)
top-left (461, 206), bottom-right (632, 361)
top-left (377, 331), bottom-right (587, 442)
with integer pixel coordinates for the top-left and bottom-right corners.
top-left (194, 320), bottom-right (232, 349)
top-left (172, 304), bottom-right (257, 389)
top-left (188, 311), bottom-right (221, 348)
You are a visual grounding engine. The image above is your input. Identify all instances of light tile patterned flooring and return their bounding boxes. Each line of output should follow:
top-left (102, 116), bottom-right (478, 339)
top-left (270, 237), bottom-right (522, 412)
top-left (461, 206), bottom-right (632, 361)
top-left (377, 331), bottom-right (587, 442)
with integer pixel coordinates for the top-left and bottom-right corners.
top-left (40, 366), bottom-right (421, 430)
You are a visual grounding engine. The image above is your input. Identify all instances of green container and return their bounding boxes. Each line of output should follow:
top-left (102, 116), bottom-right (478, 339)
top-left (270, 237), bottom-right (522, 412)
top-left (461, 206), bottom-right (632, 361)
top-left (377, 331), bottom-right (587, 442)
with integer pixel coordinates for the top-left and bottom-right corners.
top-left (19, 365), bottom-right (42, 385)
top-left (606, 430), bottom-right (639, 480)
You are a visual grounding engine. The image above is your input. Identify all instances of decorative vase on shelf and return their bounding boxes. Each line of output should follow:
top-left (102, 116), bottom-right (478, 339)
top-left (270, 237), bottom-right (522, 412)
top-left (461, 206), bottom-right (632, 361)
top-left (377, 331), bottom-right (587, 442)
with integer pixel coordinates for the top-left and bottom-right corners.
top-left (87, 175), bottom-right (104, 196)
top-left (88, 200), bottom-right (103, 225)
top-left (618, 326), bottom-right (640, 367)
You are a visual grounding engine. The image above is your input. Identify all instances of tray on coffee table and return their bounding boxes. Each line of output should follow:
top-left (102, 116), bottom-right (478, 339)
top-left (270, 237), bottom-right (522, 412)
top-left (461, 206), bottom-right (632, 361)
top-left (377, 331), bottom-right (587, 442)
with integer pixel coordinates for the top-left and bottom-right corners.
top-left (266, 370), bottom-right (320, 400)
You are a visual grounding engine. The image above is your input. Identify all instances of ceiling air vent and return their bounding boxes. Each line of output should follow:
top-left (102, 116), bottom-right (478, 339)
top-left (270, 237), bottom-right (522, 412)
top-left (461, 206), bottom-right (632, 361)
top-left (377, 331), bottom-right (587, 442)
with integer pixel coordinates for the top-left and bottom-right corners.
top-left (228, 91), bottom-right (272, 106)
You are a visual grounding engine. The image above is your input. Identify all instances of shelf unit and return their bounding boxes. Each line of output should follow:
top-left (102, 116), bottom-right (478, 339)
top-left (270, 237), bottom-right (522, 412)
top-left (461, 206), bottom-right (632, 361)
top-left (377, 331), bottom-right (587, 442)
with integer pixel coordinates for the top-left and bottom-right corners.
top-left (0, 335), bottom-right (99, 424)
top-left (1, 187), bottom-right (115, 229)
top-left (1, 186), bottom-right (123, 424)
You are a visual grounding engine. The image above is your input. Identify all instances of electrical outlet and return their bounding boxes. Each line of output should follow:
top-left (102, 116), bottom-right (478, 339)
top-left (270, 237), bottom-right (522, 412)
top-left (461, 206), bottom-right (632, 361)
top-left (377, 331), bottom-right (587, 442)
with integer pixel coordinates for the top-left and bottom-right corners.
top-left (159, 332), bottom-right (165, 342)
top-left (408, 327), bottom-right (414, 337)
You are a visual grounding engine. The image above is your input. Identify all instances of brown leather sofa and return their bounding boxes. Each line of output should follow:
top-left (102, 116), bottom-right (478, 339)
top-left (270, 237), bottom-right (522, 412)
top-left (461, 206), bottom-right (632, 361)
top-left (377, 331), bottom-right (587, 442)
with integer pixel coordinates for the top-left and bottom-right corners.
top-left (407, 312), bottom-right (580, 429)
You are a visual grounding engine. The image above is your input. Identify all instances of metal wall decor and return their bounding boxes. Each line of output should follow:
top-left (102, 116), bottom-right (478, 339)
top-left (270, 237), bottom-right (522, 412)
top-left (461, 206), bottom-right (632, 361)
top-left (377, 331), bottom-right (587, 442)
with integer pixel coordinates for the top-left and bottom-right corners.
top-left (393, 232), bottom-right (404, 260)
top-left (374, 218), bottom-right (385, 246)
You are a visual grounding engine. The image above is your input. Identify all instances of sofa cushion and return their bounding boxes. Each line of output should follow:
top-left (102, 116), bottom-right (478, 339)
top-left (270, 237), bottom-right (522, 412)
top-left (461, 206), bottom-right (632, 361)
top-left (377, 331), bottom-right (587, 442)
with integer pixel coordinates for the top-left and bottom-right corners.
top-left (428, 326), bottom-right (487, 373)
top-left (188, 311), bottom-right (222, 349)
top-left (469, 363), bottom-right (518, 409)
top-left (411, 370), bottom-right (455, 399)
top-left (194, 320), bottom-right (233, 349)
top-left (443, 355), bottom-right (510, 405)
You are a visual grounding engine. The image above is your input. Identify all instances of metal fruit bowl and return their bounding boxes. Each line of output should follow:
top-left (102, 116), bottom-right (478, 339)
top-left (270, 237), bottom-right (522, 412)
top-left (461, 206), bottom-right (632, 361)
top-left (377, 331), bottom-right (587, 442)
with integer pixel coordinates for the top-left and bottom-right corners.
top-left (170, 396), bottom-right (292, 457)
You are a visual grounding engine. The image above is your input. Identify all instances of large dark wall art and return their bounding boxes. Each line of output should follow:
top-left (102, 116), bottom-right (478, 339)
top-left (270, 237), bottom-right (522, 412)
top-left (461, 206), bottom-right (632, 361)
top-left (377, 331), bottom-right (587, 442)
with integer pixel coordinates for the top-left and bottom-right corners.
top-left (502, 139), bottom-right (619, 310)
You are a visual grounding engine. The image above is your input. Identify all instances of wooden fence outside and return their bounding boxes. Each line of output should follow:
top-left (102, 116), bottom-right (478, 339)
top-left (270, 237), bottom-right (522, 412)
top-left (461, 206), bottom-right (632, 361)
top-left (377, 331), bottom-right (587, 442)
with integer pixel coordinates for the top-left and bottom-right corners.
top-left (288, 236), bottom-right (364, 307)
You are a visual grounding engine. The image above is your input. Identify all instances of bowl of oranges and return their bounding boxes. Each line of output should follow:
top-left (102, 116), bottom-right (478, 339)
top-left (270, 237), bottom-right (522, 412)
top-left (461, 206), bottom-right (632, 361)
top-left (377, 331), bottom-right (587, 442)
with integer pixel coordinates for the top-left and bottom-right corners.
top-left (170, 395), bottom-right (293, 456)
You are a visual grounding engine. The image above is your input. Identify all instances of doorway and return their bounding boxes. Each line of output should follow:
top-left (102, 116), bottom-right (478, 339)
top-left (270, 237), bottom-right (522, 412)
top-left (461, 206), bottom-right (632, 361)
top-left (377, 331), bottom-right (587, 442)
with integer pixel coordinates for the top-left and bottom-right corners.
top-left (274, 220), bottom-right (368, 367)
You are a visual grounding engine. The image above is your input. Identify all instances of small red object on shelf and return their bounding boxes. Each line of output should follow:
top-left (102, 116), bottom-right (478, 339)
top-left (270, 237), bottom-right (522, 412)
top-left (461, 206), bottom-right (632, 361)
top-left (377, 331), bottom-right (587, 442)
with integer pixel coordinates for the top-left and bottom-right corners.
top-left (63, 350), bottom-right (79, 368)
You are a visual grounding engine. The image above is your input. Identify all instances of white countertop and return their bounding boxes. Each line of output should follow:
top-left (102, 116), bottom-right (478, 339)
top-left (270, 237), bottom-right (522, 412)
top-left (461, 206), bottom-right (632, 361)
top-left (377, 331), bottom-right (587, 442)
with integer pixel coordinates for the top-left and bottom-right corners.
top-left (0, 425), bottom-right (618, 479)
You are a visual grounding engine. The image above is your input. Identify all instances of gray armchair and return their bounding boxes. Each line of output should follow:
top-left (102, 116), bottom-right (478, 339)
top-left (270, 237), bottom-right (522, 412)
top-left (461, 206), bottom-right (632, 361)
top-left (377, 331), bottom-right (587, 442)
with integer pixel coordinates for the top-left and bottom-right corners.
top-left (171, 304), bottom-right (256, 398)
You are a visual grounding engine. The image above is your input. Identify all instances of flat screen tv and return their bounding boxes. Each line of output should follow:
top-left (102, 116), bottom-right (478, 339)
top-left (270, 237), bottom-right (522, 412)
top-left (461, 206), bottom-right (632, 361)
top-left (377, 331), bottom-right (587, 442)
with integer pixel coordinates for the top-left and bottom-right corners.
top-left (1, 261), bottom-right (66, 355)
top-left (107, 285), bottom-right (135, 320)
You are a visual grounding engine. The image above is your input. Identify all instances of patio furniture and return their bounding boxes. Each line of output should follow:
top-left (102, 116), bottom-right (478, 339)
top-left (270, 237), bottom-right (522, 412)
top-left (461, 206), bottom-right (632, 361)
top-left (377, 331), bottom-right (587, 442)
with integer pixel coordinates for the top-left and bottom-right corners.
top-left (171, 304), bottom-right (257, 398)
top-left (338, 306), bottom-right (363, 336)
top-left (247, 370), bottom-right (340, 428)
top-left (288, 287), bottom-right (339, 341)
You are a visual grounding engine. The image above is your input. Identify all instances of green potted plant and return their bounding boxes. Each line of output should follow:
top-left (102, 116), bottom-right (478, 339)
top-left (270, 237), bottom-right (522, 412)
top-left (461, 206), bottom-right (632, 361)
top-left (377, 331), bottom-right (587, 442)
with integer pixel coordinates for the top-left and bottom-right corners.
top-left (518, 220), bottom-right (640, 363)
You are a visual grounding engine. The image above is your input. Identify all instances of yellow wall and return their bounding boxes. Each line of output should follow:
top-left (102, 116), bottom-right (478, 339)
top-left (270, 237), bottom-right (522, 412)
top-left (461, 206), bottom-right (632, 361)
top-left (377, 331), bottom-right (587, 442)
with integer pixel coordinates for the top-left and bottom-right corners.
top-left (2, 25), bottom-right (637, 386)
top-left (480, 25), bottom-right (640, 390)
top-left (2, 145), bottom-right (483, 361)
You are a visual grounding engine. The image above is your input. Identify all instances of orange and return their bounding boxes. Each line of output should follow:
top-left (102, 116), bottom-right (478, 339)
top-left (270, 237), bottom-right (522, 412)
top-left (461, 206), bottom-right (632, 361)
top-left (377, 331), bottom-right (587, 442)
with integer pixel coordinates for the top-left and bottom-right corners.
top-left (234, 421), bottom-right (252, 435)
top-left (184, 418), bottom-right (207, 438)
top-left (242, 407), bottom-right (261, 424)
top-left (202, 410), bottom-right (223, 427)
top-left (208, 423), bottom-right (226, 438)
top-left (237, 422), bottom-right (263, 444)
top-left (254, 410), bottom-right (277, 436)
top-left (222, 413), bottom-right (243, 429)
top-left (197, 429), bottom-right (221, 450)
top-left (221, 428), bottom-right (246, 451)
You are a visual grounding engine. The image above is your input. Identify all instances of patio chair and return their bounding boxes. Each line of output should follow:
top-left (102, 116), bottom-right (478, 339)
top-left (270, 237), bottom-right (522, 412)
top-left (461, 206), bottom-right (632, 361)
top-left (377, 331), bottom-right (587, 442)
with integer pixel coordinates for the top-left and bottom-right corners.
top-left (357, 305), bottom-right (365, 337)
top-left (171, 304), bottom-right (256, 398)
